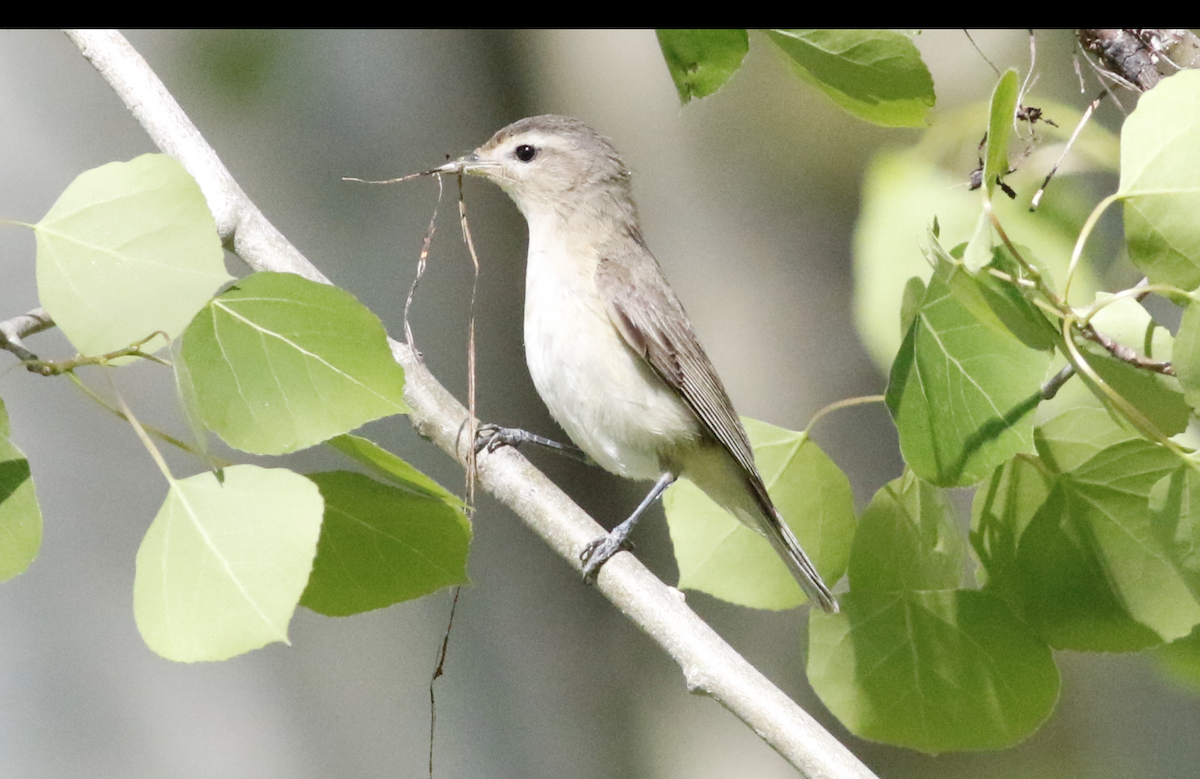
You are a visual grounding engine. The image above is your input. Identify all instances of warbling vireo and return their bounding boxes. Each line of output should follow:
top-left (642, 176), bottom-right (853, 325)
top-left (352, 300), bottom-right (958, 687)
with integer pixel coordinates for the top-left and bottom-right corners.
top-left (435, 115), bottom-right (837, 613)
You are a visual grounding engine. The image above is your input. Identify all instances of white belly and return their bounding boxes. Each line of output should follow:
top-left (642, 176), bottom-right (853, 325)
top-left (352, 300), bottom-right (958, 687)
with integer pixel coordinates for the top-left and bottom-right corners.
top-left (522, 241), bottom-right (699, 480)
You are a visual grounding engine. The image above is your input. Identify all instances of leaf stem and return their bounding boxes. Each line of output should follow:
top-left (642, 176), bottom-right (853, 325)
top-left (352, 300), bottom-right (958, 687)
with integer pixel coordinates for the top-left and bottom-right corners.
top-left (982, 193), bottom-right (1063, 309)
top-left (1063, 192), bottom-right (1121, 303)
top-left (1078, 283), bottom-right (1191, 322)
top-left (109, 373), bottom-right (175, 483)
top-left (66, 372), bottom-right (219, 462)
top-left (803, 395), bottom-right (887, 438)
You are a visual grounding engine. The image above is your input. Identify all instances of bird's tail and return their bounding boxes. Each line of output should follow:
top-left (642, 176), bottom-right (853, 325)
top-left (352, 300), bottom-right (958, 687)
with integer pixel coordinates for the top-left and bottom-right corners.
top-left (760, 506), bottom-right (839, 613)
top-left (714, 481), bottom-right (839, 612)
top-left (684, 449), bottom-right (839, 612)
top-left (734, 470), bottom-right (838, 613)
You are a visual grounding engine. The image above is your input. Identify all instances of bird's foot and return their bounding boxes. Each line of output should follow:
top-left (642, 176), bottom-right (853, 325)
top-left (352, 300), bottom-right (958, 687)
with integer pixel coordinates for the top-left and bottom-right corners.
top-left (474, 423), bottom-right (531, 454)
top-left (580, 533), bottom-right (635, 584)
top-left (474, 424), bottom-right (593, 464)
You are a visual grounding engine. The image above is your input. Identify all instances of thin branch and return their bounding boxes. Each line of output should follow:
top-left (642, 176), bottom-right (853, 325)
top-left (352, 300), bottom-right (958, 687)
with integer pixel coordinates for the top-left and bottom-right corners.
top-left (1030, 91), bottom-right (1105, 211)
top-left (22, 330), bottom-right (171, 375)
top-left (63, 30), bottom-right (876, 779)
top-left (1040, 364), bottom-right (1075, 400)
top-left (1060, 312), bottom-right (1200, 477)
top-left (1078, 324), bottom-right (1175, 375)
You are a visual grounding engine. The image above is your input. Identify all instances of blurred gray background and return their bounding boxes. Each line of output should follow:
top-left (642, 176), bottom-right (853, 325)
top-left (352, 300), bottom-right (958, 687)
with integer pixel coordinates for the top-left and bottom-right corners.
top-left (0, 29), bottom-right (1197, 779)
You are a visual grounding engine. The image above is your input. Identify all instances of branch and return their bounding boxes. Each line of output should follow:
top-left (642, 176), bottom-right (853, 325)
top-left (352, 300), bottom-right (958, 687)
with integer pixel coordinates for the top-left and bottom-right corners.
top-left (1040, 363), bottom-right (1076, 400)
top-left (63, 30), bottom-right (876, 778)
top-left (1079, 323), bottom-right (1175, 375)
top-left (0, 307), bottom-right (53, 369)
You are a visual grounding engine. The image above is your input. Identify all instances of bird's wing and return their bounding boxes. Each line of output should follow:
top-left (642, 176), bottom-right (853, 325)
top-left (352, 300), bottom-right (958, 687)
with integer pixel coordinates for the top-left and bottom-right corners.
top-left (595, 248), bottom-right (761, 484)
top-left (597, 247), bottom-right (840, 613)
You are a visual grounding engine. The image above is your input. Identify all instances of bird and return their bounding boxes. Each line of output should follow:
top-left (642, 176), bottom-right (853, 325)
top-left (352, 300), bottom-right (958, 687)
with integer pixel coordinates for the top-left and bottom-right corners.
top-left (433, 115), bottom-right (837, 612)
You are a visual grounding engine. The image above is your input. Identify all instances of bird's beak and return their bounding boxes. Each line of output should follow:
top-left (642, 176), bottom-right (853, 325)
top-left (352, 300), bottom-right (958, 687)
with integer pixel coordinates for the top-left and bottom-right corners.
top-left (429, 152), bottom-right (481, 176)
top-left (429, 152), bottom-right (507, 180)
top-left (430, 153), bottom-right (471, 175)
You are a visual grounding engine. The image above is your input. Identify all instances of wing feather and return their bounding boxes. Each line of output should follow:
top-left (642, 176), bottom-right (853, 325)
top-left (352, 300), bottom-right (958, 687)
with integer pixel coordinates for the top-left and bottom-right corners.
top-left (595, 246), bottom-right (839, 613)
top-left (595, 248), bottom-right (760, 484)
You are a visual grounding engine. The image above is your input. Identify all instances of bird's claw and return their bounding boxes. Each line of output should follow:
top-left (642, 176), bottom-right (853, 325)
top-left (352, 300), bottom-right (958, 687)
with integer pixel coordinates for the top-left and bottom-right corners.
top-left (474, 423), bottom-right (520, 455)
top-left (580, 534), bottom-right (635, 583)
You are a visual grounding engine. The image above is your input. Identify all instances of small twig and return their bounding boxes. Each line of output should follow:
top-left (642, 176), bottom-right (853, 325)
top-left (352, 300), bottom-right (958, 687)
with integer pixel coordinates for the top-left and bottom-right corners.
top-left (453, 174), bottom-right (483, 505)
top-left (404, 174), bottom-right (446, 360)
top-left (1060, 314), bottom-right (1200, 479)
top-left (1078, 324), bottom-right (1175, 375)
top-left (22, 331), bottom-right (171, 376)
top-left (2, 317), bottom-right (212, 457)
top-left (1040, 364), bottom-right (1076, 400)
top-left (1030, 91), bottom-right (1106, 211)
top-left (428, 586), bottom-right (461, 779)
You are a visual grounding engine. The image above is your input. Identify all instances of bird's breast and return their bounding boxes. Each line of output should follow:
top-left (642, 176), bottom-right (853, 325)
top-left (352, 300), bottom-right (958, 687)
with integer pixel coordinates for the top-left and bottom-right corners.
top-left (522, 237), bottom-right (700, 480)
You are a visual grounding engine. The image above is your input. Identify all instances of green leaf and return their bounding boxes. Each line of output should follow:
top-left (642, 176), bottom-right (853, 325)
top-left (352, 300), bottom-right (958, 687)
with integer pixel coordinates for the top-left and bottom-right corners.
top-left (1171, 298), bottom-right (1200, 412)
top-left (176, 272), bottom-right (410, 455)
top-left (0, 395), bottom-right (40, 581)
top-left (808, 589), bottom-right (1059, 753)
top-left (301, 471), bottom-right (471, 616)
top-left (961, 213), bottom-right (994, 275)
top-left (1119, 70), bottom-right (1200, 288)
top-left (134, 465), bottom-right (324, 662)
top-left (816, 469), bottom-right (1059, 751)
top-left (1034, 405), bottom-right (1139, 474)
top-left (327, 434), bottom-right (464, 508)
top-left (664, 418), bottom-right (855, 610)
top-left (898, 276), bottom-right (925, 339)
top-left (1154, 625), bottom-right (1200, 694)
top-left (655, 29), bottom-right (748, 103)
top-left (34, 154), bottom-right (231, 357)
top-left (943, 243), bottom-right (1058, 352)
top-left (971, 455), bottom-right (1050, 599)
top-left (1017, 441), bottom-right (1199, 650)
top-left (764, 29), bottom-right (935, 127)
top-left (1149, 466), bottom-right (1200, 603)
top-left (849, 471), bottom-right (962, 592)
top-left (1079, 346), bottom-right (1189, 437)
top-left (887, 259), bottom-right (1051, 487)
top-left (1013, 482), bottom-right (1156, 650)
top-left (982, 69), bottom-right (1018, 202)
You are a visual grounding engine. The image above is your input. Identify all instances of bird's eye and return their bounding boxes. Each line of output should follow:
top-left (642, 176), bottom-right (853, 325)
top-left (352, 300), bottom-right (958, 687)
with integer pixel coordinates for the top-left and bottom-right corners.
top-left (514, 144), bottom-right (537, 162)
